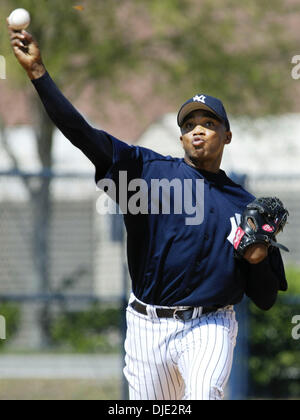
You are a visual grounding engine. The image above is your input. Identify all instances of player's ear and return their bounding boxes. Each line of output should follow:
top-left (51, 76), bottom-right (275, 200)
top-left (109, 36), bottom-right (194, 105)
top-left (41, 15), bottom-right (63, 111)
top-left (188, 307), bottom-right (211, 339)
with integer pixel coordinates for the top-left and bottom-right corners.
top-left (224, 131), bottom-right (232, 145)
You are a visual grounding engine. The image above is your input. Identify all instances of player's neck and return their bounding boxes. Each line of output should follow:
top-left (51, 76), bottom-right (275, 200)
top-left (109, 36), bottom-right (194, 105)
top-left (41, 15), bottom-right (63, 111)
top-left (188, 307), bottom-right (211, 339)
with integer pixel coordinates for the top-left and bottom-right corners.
top-left (184, 155), bottom-right (221, 174)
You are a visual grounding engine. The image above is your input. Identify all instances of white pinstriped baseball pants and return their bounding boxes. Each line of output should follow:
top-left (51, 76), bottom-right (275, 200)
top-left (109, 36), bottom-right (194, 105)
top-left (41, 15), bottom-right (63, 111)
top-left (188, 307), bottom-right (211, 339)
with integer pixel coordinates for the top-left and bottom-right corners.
top-left (123, 294), bottom-right (238, 400)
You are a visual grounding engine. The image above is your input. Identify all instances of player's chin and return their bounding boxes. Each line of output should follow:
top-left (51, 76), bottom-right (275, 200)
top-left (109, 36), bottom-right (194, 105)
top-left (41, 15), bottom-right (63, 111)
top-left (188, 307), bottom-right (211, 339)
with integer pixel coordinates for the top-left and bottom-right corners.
top-left (190, 147), bottom-right (205, 159)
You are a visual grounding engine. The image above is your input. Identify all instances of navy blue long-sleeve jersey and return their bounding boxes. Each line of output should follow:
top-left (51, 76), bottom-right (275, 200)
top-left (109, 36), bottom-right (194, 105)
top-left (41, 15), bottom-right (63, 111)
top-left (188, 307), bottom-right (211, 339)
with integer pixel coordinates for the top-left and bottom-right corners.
top-left (31, 72), bottom-right (287, 310)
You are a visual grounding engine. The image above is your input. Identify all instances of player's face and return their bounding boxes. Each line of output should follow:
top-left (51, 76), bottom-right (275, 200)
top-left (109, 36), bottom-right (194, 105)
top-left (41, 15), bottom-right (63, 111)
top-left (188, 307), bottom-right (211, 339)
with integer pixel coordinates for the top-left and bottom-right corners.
top-left (180, 110), bottom-right (232, 173)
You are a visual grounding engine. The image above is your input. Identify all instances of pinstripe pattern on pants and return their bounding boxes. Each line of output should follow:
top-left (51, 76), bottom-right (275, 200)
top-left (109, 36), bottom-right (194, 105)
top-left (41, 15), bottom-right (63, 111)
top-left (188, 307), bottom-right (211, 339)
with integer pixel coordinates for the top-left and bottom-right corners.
top-left (123, 296), bottom-right (238, 400)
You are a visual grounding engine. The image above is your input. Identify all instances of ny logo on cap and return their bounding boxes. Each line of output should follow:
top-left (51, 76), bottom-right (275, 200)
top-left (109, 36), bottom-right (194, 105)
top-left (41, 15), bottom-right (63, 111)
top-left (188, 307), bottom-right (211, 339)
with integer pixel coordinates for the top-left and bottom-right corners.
top-left (193, 95), bottom-right (206, 103)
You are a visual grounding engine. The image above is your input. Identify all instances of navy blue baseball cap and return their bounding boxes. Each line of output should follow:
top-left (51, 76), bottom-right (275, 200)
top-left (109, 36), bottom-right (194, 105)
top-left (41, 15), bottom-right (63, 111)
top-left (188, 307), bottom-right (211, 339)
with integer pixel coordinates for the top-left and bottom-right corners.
top-left (177, 94), bottom-right (230, 130)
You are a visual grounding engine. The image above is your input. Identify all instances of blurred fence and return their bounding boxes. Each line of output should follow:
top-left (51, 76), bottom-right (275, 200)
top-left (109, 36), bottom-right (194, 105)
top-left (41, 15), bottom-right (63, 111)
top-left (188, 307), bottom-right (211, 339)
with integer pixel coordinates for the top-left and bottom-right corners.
top-left (0, 170), bottom-right (128, 352)
top-left (0, 170), bottom-right (299, 400)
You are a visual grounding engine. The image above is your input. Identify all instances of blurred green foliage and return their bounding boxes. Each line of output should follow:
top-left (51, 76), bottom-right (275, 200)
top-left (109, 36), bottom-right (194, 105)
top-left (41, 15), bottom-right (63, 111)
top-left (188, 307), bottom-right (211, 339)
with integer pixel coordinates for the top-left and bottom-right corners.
top-left (249, 266), bottom-right (300, 399)
top-left (145, 0), bottom-right (300, 116)
top-left (50, 303), bottom-right (121, 353)
top-left (0, 0), bottom-right (142, 91)
top-left (1, 0), bottom-right (300, 115)
top-left (0, 302), bottom-right (20, 350)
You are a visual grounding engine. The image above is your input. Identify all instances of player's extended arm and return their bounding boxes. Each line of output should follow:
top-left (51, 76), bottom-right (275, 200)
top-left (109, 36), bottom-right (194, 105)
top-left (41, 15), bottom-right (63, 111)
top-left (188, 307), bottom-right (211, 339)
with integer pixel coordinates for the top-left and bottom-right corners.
top-left (7, 24), bottom-right (113, 171)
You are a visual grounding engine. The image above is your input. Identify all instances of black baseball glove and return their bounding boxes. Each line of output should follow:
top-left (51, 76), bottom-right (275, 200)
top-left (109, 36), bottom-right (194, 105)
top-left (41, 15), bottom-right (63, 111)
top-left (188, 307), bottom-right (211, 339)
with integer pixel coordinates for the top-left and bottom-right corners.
top-left (233, 197), bottom-right (289, 258)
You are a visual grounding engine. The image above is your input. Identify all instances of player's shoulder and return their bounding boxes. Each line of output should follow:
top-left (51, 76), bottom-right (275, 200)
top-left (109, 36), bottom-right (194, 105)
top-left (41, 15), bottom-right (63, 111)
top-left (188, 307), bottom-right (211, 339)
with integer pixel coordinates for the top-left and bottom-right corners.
top-left (105, 132), bottom-right (181, 165)
top-left (222, 171), bottom-right (255, 205)
top-left (224, 172), bottom-right (252, 193)
top-left (136, 145), bottom-right (181, 165)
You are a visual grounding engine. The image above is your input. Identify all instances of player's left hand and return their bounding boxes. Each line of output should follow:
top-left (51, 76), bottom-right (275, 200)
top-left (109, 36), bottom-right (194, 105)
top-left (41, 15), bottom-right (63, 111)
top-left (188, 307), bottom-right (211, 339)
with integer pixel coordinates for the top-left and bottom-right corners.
top-left (243, 243), bottom-right (268, 264)
top-left (233, 196), bottom-right (289, 264)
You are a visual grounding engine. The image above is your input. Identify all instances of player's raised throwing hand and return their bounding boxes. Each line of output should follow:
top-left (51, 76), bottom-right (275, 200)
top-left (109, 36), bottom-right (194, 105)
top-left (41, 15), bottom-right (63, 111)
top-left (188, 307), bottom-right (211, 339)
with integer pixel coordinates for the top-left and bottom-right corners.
top-left (7, 19), bottom-right (46, 80)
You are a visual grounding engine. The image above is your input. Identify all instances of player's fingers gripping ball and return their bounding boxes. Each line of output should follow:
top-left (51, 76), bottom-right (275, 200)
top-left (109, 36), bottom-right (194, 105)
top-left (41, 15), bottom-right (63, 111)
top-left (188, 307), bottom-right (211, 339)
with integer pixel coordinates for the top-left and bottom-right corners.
top-left (233, 197), bottom-right (289, 258)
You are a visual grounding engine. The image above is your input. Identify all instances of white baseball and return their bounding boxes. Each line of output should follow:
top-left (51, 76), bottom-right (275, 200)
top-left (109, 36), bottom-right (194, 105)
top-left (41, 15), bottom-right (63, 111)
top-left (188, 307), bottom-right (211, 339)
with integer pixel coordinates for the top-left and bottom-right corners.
top-left (8, 8), bottom-right (31, 31)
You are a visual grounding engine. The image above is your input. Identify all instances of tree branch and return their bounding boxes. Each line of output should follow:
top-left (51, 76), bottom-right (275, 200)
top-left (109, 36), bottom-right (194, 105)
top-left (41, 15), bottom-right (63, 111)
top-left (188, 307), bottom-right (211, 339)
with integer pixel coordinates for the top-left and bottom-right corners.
top-left (0, 116), bottom-right (34, 195)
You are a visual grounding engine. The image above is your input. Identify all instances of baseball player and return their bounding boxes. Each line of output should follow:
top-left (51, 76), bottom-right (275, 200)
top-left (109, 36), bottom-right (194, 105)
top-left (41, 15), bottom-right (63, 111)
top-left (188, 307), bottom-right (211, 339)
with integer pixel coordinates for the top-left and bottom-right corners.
top-left (8, 25), bottom-right (289, 400)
